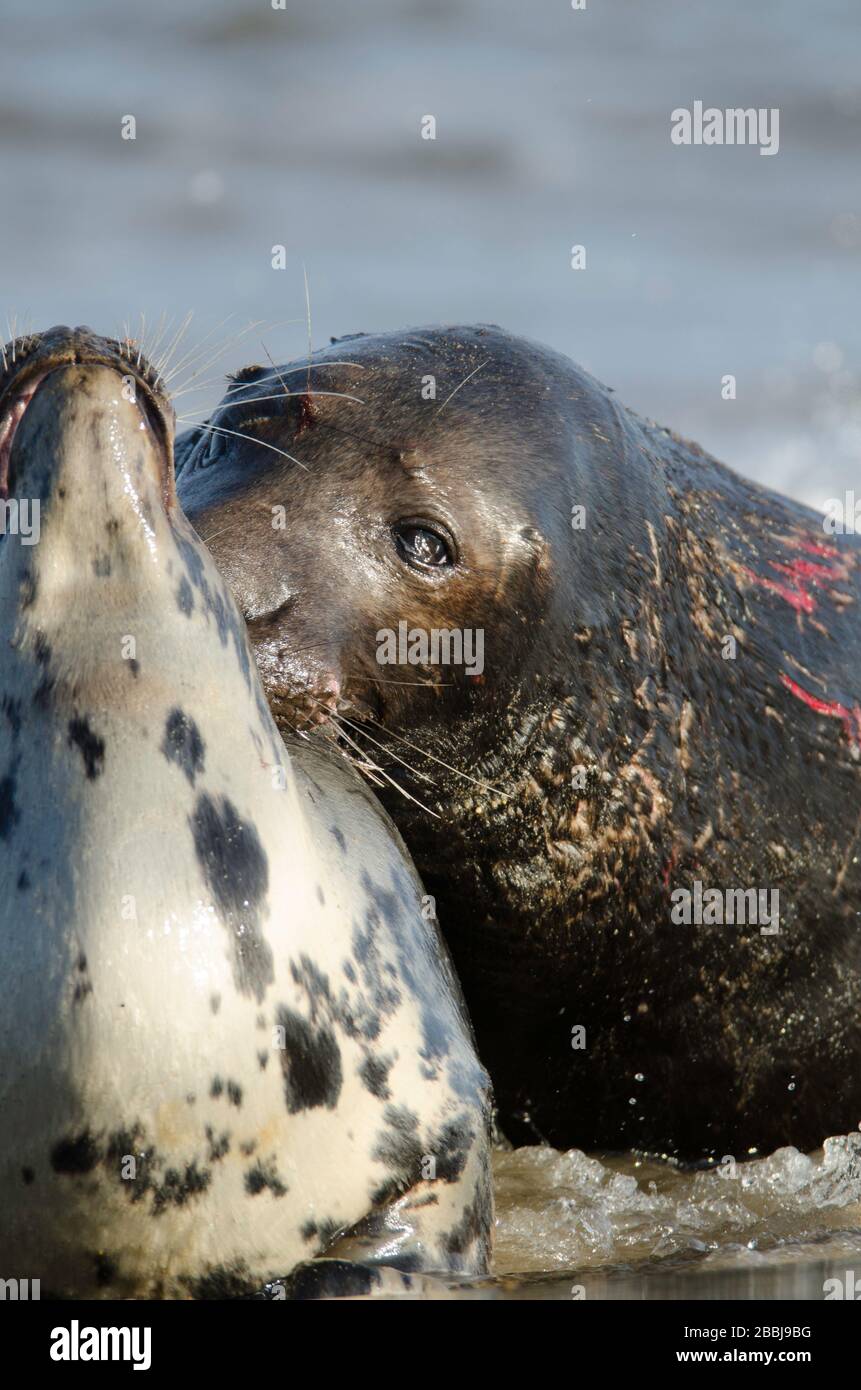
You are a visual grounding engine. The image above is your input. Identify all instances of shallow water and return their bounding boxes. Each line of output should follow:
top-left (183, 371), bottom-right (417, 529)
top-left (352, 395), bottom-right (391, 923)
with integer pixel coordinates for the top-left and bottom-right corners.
top-left (482, 1134), bottom-right (861, 1298)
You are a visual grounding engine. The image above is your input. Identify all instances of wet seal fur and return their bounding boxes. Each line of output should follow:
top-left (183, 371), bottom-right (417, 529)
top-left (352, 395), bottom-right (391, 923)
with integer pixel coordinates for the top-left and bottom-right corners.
top-left (177, 324), bottom-right (861, 1162)
top-left (0, 326), bottom-right (492, 1298)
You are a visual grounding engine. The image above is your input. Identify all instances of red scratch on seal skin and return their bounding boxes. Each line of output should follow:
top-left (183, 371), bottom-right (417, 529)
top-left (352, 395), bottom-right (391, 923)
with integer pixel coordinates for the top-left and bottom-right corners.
top-left (743, 548), bottom-right (853, 618)
top-left (780, 674), bottom-right (861, 755)
top-left (795, 538), bottom-right (842, 560)
top-left (743, 565), bottom-right (815, 614)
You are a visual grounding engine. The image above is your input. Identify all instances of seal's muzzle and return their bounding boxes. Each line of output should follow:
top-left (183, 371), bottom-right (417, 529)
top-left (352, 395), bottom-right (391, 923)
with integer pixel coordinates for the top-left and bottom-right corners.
top-left (0, 325), bottom-right (173, 501)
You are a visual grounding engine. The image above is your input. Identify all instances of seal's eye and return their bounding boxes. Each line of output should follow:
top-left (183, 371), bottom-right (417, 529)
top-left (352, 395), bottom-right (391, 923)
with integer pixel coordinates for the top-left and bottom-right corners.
top-left (393, 522), bottom-right (454, 570)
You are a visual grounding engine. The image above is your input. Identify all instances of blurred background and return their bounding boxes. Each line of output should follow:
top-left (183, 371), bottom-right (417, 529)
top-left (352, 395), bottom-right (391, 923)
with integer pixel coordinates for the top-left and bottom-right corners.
top-left (0, 0), bottom-right (858, 508)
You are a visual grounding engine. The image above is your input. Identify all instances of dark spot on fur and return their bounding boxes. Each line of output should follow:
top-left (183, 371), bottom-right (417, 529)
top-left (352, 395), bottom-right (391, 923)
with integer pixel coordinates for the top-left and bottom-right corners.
top-left (316, 884), bottom-right (325, 906)
top-left (73, 970), bottom-right (93, 1004)
top-left (162, 708), bottom-right (206, 785)
top-left (16, 869), bottom-right (30, 891)
top-left (205, 1127), bottom-right (230, 1162)
top-left (257, 1050), bottom-right (269, 1070)
top-left (239, 1139), bottom-right (257, 1157)
top-left (0, 773), bottom-right (20, 840)
top-left (93, 553), bottom-right (111, 577)
top-left (191, 793), bottom-right (273, 1002)
top-left (351, 891), bottom-right (402, 1028)
top-left (283, 1261), bottom-right (377, 1300)
top-left (371, 1105), bottom-right (424, 1203)
top-left (439, 1156), bottom-right (493, 1267)
top-left (94, 1252), bottom-right (117, 1286)
top-left (177, 575), bottom-right (194, 616)
top-left (300, 1216), bottom-right (345, 1248)
top-left (19, 571), bottom-right (36, 608)
top-left (51, 1131), bottom-right (100, 1174)
top-left (364, 870), bottom-right (450, 1064)
top-left (104, 1127), bottom-right (152, 1199)
top-left (210, 1077), bottom-right (224, 1099)
top-left (210, 993), bottom-right (221, 1015)
top-left (151, 1162), bottom-right (211, 1215)
top-left (431, 1117), bottom-right (475, 1183)
top-left (359, 1053), bottom-right (392, 1100)
top-left (330, 825), bottom-right (347, 853)
top-left (34, 631), bottom-right (51, 665)
top-left (244, 1158), bottom-right (288, 1197)
top-left (227, 1081), bottom-right (243, 1108)
top-left (129, 658), bottom-right (140, 678)
top-left (181, 1261), bottom-right (258, 1300)
top-left (275, 1004), bottom-right (343, 1113)
top-left (21, 1166), bottom-right (34, 1185)
top-left (68, 717), bottom-right (105, 780)
top-left (33, 676), bottom-right (55, 710)
top-left (1, 695), bottom-right (22, 738)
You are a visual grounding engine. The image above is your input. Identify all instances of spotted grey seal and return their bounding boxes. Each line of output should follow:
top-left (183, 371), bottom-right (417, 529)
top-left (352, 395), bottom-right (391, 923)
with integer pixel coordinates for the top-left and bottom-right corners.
top-left (0, 325), bottom-right (492, 1298)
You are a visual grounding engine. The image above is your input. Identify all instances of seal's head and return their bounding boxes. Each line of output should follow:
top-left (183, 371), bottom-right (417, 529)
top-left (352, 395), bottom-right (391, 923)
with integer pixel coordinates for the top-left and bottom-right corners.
top-left (0, 323), bottom-right (266, 747)
top-left (175, 326), bottom-right (654, 756)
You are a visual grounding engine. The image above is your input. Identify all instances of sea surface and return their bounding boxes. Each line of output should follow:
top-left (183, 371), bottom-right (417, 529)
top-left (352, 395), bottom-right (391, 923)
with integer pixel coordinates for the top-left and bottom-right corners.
top-left (0, 0), bottom-right (858, 509)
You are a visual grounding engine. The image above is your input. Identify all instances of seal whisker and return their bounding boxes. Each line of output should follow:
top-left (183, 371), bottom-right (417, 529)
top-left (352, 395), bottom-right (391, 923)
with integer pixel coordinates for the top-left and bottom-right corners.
top-left (176, 389), bottom-right (365, 409)
top-left (434, 359), bottom-right (489, 417)
top-left (163, 314), bottom-right (266, 383)
top-left (302, 263), bottom-right (313, 401)
top-left (260, 339), bottom-right (294, 412)
top-left (365, 676), bottom-right (454, 686)
top-left (332, 720), bottom-right (440, 816)
top-left (350, 710), bottom-right (510, 799)
top-left (220, 362), bottom-right (367, 396)
top-left (154, 309), bottom-right (196, 379)
top-left (142, 308), bottom-right (170, 365)
top-left (326, 707), bottom-right (436, 787)
top-left (161, 313), bottom-right (245, 382)
top-left (166, 318), bottom-right (305, 395)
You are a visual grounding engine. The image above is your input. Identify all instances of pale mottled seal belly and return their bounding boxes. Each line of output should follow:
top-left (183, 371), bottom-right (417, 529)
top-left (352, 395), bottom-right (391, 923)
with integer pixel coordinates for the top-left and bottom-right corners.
top-left (0, 327), bottom-right (491, 1298)
top-left (176, 323), bottom-right (861, 1161)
